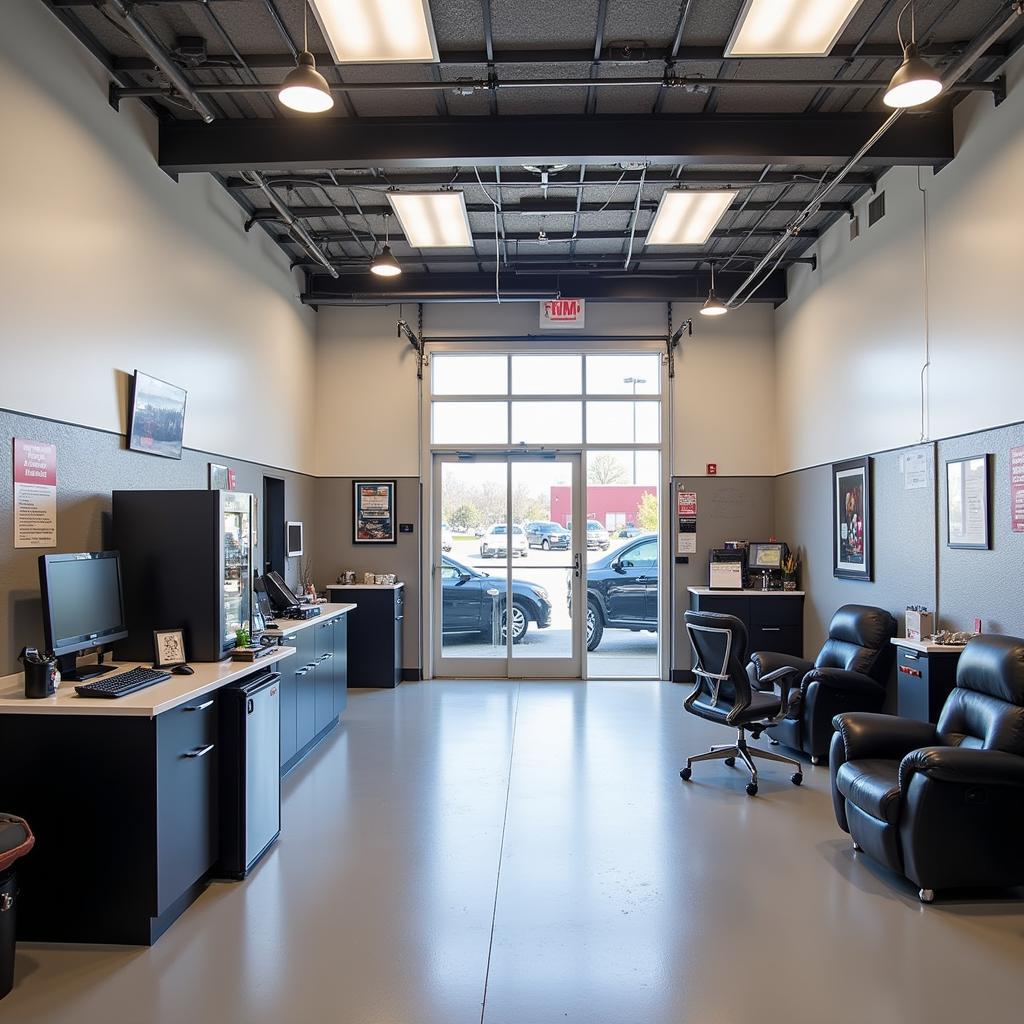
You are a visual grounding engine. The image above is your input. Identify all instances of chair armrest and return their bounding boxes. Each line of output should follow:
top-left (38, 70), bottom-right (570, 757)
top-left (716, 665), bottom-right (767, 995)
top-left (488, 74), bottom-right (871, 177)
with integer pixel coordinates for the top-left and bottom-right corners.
top-left (831, 712), bottom-right (938, 762)
top-left (900, 747), bottom-right (1024, 790)
top-left (806, 666), bottom-right (884, 698)
top-left (749, 651), bottom-right (814, 680)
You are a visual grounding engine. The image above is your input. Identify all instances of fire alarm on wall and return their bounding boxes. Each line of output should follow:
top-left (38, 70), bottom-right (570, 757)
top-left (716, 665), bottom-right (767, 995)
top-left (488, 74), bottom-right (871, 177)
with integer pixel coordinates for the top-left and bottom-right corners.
top-left (706, 463), bottom-right (718, 476)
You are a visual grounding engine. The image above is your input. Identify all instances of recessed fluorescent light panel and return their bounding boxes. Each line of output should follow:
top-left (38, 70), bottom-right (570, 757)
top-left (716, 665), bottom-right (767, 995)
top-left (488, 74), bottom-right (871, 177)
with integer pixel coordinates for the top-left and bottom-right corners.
top-left (387, 191), bottom-right (474, 248)
top-left (309, 0), bottom-right (439, 64)
top-left (646, 191), bottom-right (737, 246)
top-left (725, 0), bottom-right (866, 57)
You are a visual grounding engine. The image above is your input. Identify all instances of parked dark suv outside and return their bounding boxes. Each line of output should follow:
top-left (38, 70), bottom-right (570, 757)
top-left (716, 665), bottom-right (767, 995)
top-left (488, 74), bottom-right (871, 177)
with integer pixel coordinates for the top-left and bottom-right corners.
top-left (573, 534), bottom-right (658, 651)
top-left (524, 521), bottom-right (571, 550)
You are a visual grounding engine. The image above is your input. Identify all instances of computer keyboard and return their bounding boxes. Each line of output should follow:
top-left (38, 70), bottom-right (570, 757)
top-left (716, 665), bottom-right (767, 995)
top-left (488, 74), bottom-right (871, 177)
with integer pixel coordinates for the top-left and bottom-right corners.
top-left (74, 666), bottom-right (172, 699)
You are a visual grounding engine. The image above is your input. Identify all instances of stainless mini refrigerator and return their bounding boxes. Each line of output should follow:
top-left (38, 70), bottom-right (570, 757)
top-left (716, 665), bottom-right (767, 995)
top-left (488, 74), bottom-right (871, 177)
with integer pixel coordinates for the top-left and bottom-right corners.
top-left (218, 670), bottom-right (281, 878)
top-left (113, 489), bottom-right (253, 661)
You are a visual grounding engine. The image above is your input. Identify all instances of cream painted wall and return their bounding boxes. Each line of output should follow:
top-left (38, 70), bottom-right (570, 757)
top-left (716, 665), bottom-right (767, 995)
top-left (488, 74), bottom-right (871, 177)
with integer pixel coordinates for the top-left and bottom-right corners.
top-left (1, 1), bottom-right (317, 474)
top-left (775, 51), bottom-right (1024, 474)
top-left (314, 300), bottom-right (776, 477)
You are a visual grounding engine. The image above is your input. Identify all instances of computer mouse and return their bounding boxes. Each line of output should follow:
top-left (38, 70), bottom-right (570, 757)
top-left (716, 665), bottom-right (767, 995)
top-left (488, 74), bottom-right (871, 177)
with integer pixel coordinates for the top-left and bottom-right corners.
top-left (172, 664), bottom-right (195, 675)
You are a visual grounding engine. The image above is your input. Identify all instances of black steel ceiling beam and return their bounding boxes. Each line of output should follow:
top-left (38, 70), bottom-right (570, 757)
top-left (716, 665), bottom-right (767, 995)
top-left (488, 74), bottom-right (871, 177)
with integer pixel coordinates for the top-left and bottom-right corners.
top-left (224, 169), bottom-right (877, 189)
top-left (282, 226), bottom-right (818, 244)
top-left (159, 112), bottom-right (953, 174)
top-left (301, 269), bottom-right (788, 305)
top-left (654, 0), bottom-right (696, 114)
top-left (108, 42), bottom-right (1007, 72)
top-left (245, 199), bottom-right (850, 221)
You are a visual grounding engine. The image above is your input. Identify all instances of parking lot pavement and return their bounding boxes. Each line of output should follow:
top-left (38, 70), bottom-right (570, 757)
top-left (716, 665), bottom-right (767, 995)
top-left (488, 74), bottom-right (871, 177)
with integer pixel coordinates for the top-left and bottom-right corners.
top-left (441, 627), bottom-right (659, 678)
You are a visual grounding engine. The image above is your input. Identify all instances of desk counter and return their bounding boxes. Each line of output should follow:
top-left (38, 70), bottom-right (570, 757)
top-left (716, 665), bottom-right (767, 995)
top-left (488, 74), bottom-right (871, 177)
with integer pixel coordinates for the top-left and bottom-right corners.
top-left (0, 648), bottom-right (295, 718)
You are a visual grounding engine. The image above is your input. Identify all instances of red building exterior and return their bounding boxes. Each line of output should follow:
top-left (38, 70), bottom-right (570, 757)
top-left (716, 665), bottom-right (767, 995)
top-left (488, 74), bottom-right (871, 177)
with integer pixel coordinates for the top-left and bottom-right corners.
top-left (549, 485), bottom-right (656, 530)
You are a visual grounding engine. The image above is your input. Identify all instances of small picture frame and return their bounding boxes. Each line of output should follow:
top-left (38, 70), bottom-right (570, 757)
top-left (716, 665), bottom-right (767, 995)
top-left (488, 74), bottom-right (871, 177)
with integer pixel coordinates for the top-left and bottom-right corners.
top-left (153, 628), bottom-right (187, 668)
top-left (128, 370), bottom-right (187, 460)
top-left (209, 463), bottom-right (229, 489)
top-left (946, 454), bottom-right (990, 549)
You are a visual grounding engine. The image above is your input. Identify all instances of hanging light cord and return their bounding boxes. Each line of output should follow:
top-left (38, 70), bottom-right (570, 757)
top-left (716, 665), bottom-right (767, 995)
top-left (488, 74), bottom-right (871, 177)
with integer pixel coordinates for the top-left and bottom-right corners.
top-left (474, 167), bottom-right (503, 303)
top-left (897, 0), bottom-right (916, 51)
top-left (917, 166), bottom-right (931, 443)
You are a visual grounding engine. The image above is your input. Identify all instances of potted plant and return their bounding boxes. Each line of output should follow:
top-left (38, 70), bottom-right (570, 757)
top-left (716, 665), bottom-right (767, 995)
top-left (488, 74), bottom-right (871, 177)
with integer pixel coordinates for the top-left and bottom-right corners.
top-left (782, 551), bottom-right (800, 591)
top-left (235, 626), bottom-right (251, 649)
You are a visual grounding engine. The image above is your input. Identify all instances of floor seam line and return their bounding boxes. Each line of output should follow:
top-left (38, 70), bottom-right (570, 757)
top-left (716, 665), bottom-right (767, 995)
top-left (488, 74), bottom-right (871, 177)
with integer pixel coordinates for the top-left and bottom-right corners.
top-left (479, 680), bottom-right (520, 1024)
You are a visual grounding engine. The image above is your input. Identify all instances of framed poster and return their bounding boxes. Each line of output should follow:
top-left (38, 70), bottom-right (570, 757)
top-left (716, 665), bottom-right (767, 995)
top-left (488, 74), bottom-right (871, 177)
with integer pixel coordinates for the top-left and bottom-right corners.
top-left (128, 370), bottom-right (187, 459)
top-left (946, 455), bottom-right (990, 549)
top-left (832, 456), bottom-right (872, 581)
top-left (353, 480), bottom-right (397, 544)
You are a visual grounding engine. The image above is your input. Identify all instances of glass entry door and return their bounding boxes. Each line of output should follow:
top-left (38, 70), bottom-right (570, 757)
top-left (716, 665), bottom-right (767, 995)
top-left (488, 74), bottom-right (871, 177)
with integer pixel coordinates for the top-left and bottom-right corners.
top-left (432, 453), bottom-right (584, 678)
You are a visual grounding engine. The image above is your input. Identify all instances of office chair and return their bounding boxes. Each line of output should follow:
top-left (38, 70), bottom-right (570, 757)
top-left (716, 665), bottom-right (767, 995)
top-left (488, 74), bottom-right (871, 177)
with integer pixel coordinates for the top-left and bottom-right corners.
top-left (681, 610), bottom-right (805, 795)
top-left (830, 634), bottom-right (1024, 902)
top-left (749, 604), bottom-right (897, 764)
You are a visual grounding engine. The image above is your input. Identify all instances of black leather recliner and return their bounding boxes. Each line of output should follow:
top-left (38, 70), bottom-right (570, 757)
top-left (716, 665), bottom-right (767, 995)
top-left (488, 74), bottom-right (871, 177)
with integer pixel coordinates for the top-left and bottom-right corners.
top-left (749, 604), bottom-right (897, 763)
top-left (830, 633), bottom-right (1024, 903)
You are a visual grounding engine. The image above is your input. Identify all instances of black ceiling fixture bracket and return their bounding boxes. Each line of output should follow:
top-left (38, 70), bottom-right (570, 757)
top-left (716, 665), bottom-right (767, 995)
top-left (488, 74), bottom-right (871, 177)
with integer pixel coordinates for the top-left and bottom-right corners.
top-left (397, 307), bottom-right (425, 379)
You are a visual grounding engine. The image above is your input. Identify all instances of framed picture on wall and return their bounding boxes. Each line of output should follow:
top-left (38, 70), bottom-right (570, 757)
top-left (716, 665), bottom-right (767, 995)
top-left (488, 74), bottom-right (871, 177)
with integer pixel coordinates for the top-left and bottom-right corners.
top-left (353, 480), bottom-right (397, 544)
top-left (832, 456), bottom-right (872, 581)
top-left (946, 455), bottom-right (990, 549)
top-left (127, 370), bottom-right (187, 460)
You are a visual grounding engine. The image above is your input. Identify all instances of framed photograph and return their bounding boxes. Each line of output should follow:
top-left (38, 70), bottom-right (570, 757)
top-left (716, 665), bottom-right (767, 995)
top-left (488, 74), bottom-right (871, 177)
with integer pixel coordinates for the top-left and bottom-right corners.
top-left (209, 463), bottom-right (229, 489)
top-left (832, 456), bottom-right (872, 581)
top-left (286, 521), bottom-right (304, 557)
top-left (947, 455), bottom-right (990, 549)
top-left (128, 371), bottom-right (187, 460)
top-left (353, 480), bottom-right (397, 544)
top-left (153, 628), bottom-right (187, 668)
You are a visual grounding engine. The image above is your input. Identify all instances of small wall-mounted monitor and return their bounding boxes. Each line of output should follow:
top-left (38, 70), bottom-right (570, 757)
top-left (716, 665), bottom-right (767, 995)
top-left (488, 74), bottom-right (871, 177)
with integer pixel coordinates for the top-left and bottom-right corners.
top-left (286, 521), bottom-right (304, 557)
top-left (748, 542), bottom-right (785, 570)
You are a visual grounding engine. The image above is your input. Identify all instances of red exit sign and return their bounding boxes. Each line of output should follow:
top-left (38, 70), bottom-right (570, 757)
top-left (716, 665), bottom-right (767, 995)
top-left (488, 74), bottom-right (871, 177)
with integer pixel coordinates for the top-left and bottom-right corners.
top-left (540, 298), bottom-right (585, 328)
top-left (706, 463), bottom-right (718, 475)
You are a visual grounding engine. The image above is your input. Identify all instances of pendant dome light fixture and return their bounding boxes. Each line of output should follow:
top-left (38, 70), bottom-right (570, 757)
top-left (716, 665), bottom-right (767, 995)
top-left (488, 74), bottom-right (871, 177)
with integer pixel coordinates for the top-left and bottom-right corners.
top-left (884, 1), bottom-right (942, 109)
top-left (370, 213), bottom-right (402, 277)
top-left (278, 3), bottom-right (334, 113)
top-left (699, 261), bottom-right (729, 317)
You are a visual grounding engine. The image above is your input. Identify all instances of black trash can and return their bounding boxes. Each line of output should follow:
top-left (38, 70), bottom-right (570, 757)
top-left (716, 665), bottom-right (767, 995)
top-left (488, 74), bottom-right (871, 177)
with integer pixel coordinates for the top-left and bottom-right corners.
top-left (0, 870), bottom-right (16, 1000)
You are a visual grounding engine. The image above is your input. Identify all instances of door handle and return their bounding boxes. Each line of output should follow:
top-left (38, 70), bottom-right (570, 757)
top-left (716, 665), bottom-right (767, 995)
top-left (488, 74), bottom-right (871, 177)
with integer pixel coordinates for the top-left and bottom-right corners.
top-left (185, 699), bottom-right (214, 712)
top-left (184, 743), bottom-right (215, 758)
top-left (573, 552), bottom-right (582, 579)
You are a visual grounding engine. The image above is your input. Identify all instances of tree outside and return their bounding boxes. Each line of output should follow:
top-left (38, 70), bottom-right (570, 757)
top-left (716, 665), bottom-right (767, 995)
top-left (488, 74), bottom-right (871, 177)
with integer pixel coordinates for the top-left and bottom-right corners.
top-left (587, 452), bottom-right (629, 485)
top-left (635, 490), bottom-right (659, 532)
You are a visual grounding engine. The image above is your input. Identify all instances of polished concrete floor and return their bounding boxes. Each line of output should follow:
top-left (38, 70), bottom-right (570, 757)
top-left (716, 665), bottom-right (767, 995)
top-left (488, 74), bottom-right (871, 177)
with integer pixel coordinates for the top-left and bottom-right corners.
top-left (5, 681), bottom-right (1024, 1023)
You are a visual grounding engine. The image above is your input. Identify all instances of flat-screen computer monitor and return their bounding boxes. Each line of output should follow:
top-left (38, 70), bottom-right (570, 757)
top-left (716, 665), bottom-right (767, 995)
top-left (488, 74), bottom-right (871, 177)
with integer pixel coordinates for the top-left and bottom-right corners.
top-left (38, 551), bottom-right (129, 680)
top-left (261, 570), bottom-right (302, 612)
top-left (748, 542), bottom-right (785, 571)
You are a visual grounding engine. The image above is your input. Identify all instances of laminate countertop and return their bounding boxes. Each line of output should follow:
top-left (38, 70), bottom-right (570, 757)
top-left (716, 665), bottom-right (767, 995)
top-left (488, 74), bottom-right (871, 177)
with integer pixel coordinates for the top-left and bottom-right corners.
top-left (326, 583), bottom-right (404, 591)
top-left (263, 602), bottom-right (356, 637)
top-left (891, 637), bottom-right (968, 655)
top-left (688, 587), bottom-right (805, 597)
top-left (0, 648), bottom-right (295, 718)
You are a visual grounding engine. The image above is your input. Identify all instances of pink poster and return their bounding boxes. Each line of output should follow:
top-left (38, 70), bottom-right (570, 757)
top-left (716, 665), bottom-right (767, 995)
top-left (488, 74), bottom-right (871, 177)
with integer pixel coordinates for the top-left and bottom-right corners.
top-left (13, 438), bottom-right (57, 548)
top-left (1011, 446), bottom-right (1024, 533)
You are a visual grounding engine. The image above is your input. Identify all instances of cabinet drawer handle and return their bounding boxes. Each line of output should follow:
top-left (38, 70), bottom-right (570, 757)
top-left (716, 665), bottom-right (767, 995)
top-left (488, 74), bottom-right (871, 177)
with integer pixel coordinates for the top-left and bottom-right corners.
top-left (185, 743), bottom-right (215, 758)
top-left (185, 699), bottom-right (214, 712)
top-left (761, 627), bottom-right (781, 632)
top-left (284, 634), bottom-right (298, 642)
top-left (295, 667), bottom-right (310, 677)
top-left (904, 651), bottom-right (919, 661)
top-left (321, 653), bottom-right (332, 661)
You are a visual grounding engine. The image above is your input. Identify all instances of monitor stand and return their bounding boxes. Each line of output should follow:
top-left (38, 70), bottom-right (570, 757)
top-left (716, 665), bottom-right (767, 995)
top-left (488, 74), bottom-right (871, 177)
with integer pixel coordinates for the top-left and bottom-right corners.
top-left (58, 649), bottom-right (118, 683)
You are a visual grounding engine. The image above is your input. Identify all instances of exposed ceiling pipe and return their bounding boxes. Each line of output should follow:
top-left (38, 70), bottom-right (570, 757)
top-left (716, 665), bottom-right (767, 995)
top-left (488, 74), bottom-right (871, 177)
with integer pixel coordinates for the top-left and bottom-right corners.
top-left (727, 2), bottom-right (1024, 308)
top-left (242, 171), bottom-right (340, 278)
top-left (114, 73), bottom-right (1001, 101)
top-left (105, 0), bottom-right (216, 123)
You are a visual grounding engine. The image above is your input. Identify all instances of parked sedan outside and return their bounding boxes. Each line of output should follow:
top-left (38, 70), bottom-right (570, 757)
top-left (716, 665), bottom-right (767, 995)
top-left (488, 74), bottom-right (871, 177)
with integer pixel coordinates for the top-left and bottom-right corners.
top-left (586, 519), bottom-right (610, 550)
top-left (441, 555), bottom-right (551, 643)
top-left (573, 534), bottom-right (658, 651)
top-left (480, 524), bottom-right (528, 558)
top-left (524, 521), bottom-right (571, 550)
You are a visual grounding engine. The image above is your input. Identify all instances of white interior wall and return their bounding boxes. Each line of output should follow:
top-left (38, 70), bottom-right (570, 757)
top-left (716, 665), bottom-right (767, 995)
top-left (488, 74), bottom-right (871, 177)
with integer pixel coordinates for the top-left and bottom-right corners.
top-left (1, 1), bottom-right (317, 474)
top-left (314, 301), bottom-right (776, 478)
top-left (775, 51), bottom-right (1024, 473)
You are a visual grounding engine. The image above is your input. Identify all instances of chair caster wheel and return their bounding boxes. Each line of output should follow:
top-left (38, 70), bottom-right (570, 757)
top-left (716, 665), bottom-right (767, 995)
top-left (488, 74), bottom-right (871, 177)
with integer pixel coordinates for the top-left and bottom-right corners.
top-left (791, 772), bottom-right (803, 786)
top-left (853, 842), bottom-right (862, 852)
top-left (746, 782), bottom-right (758, 796)
top-left (810, 755), bottom-right (824, 766)
top-left (724, 756), bottom-right (736, 767)
top-left (918, 888), bottom-right (935, 904)
top-left (679, 767), bottom-right (692, 781)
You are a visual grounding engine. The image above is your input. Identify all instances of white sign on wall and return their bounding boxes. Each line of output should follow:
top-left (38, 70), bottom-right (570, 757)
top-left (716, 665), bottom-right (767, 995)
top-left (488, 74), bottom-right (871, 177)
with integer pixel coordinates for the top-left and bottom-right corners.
top-left (540, 298), bottom-right (585, 329)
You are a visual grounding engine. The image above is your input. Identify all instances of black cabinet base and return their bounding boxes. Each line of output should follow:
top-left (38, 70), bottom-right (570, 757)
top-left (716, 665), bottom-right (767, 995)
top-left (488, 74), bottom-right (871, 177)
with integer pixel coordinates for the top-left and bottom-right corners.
top-left (281, 716), bottom-right (339, 777)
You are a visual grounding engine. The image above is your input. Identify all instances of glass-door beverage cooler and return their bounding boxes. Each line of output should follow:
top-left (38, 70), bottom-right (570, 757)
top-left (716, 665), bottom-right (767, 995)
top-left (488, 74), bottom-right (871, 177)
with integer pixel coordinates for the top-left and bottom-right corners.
top-left (113, 489), bottom-right (254, 662)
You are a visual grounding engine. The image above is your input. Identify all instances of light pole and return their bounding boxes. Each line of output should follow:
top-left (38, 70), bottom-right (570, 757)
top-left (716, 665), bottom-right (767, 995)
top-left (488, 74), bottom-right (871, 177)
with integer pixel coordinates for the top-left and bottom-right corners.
top-left (623, 376), bottom-right (647, 484)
